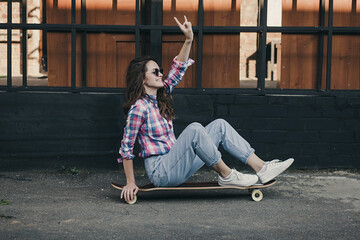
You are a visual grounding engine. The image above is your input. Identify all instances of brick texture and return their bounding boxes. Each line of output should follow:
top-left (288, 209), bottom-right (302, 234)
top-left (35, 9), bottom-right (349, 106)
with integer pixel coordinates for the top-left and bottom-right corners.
top-left (172, 94), bottom-right (360, 168)
top-left (0, 92), bottom-right (359, 169)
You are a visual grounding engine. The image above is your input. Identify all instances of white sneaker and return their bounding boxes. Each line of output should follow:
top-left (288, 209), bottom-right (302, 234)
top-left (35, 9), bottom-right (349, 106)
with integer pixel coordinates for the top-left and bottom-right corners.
top-left (218, 169), bottom-right (259, 187)
top-left (257, 158), bottom-right (294, 183)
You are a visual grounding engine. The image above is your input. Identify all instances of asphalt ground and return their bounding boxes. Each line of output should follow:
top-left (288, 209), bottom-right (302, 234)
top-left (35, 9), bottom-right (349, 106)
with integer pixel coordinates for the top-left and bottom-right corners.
top-left (1, 168), bottom-right (359, 240)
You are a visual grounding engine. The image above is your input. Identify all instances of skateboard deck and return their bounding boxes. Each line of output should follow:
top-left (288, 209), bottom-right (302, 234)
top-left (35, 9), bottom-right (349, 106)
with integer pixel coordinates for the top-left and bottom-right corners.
top-left (111, 179), bottom-right (276, 204)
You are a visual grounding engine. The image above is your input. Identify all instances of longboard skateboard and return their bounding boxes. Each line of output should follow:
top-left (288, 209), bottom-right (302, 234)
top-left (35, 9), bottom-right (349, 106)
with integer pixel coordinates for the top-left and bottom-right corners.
top-left (111, 179), bottom-right (276, 204)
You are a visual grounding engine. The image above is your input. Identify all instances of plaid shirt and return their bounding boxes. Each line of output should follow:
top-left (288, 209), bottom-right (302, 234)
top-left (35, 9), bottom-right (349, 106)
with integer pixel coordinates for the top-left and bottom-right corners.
top-left (119, 57), bottom-right (194, 161)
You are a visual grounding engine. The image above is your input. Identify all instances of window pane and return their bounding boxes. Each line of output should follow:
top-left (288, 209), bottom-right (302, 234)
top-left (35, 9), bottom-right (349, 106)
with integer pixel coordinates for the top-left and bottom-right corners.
top-left (282, 0), bottom-right (320, 27)
top-left (28, 0), bottom-right (43, 24)
top-left (332, 0), bottom-right (360, 27)
top-left (86, 0), bottom-right (135, 25)
top-left (46, 0), bottom-right (136, 25)
top-left (240, 0), bottom-right (259, 26)
top-left (267, 0), bottom-right (282, 27)
top-left (163, 0), bottom-right (198, 26)
top-left (12, 30), bottom-right (22, 86)
top-left (47, 32), bottom-right (72, 87)
top-left (0, 2), bottom-right (6, 23)
top-left (263, 33), bottom-right (282, 88)
top-left (202, 34), bottom-right (240, 88)
top-left (202, 32), bottom-right (260, 89)
top-left (28, 30), bottom-right (48, 86)
top-left (85, 33), bottom-right (136, 88)
top-left (203, 0), bottom-right (243, 26)
top-left (12, 1), bottom-right (20, 24)
top-left (239, 33), bottom-right (258, 88)
top-left (265, 33), bottom-right (282, 88)
top-left (46, 0), bottom-right (79, 24)
top-left (0, 2), bottom-right (7, 84)
top-left (278, 34), bottom-right (320, 89)
top-left (47, 32), bottom-right (137, 88)
top-left (331, 35), bottom-right (360, 90)
top-left (162, 34), bottom-right (197, 88)
top-left (0, 30), bottom-right (6, 86)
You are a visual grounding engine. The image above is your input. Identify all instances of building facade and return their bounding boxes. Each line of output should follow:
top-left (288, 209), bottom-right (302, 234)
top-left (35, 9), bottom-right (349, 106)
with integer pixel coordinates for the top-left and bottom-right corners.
top-left (0, 0), bottom-right (359, 169)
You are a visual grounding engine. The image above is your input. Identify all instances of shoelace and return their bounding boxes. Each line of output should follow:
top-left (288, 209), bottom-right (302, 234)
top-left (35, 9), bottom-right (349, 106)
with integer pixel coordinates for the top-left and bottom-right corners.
top-left (266, 159), bottom-right (281, 166)
top-left (232, 170), bottom-right (245, 180)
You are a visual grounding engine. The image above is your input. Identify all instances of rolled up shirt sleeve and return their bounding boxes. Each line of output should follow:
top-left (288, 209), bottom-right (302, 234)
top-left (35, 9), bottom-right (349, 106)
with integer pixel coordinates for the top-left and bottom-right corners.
top-left (163, 56), bottom-right (195, 93)
top-left (118, 102), bottom-right (146, 162)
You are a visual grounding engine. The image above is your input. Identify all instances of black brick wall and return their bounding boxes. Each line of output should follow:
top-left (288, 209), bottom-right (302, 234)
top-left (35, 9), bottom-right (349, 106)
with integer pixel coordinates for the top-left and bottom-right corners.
top-left (0, 92), bottom-right (359, 170)
top-left (173, 94), bottom-right (360, 169)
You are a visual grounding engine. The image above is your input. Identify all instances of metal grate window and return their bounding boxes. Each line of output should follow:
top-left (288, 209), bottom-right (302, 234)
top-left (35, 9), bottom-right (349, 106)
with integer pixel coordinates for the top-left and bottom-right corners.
top-left (0, 0), bottom-right (359, 95)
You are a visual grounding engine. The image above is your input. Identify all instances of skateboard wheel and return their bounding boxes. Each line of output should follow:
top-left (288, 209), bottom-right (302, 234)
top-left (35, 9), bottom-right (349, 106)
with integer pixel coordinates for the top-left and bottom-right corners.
top-left (251, 189), bottom-right (263, 202)
top-left (125, 195), bottom-right (137, 205)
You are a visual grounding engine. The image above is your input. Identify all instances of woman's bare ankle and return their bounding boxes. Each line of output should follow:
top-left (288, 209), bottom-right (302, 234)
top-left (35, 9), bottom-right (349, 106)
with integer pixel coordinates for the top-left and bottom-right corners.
top-left (247, 153), bottom-right (265, 173)
top-left (213, 159), bottom-right (232, 178)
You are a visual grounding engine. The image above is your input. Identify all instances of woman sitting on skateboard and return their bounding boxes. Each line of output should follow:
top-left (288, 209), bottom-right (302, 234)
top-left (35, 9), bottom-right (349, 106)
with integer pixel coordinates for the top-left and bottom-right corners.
top-left (119, 16), bottom-right (294, 203)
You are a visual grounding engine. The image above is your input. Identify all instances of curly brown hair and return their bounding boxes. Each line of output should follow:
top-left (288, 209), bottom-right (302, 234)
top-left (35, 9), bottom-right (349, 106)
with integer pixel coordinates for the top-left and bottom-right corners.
top-left (123, 56), bottom-right (175, 121)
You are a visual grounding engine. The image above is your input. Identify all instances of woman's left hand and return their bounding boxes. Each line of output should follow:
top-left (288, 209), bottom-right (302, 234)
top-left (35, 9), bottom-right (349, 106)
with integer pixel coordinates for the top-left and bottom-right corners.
top-left (174, 16), bottom-right (193, 42)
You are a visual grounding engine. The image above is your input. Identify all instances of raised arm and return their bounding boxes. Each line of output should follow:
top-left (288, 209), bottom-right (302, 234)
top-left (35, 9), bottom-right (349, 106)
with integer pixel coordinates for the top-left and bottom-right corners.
top-left (174, 16), bottom-right (193, 62)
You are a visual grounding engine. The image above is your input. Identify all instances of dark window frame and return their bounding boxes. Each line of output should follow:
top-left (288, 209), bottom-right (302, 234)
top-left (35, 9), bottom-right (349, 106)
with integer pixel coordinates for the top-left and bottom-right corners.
top-left (0, 0), bottom-right (360, 96)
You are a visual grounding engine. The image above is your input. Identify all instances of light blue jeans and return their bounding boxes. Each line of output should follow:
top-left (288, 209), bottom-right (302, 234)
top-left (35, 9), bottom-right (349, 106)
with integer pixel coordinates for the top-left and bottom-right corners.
top-left (144, 119), bottom-right (255, 187)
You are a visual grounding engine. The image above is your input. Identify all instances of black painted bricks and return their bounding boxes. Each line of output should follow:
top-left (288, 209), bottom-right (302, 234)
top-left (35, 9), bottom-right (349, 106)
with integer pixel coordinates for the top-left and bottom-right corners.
top-left (0, 92), bottom-right (359, 169)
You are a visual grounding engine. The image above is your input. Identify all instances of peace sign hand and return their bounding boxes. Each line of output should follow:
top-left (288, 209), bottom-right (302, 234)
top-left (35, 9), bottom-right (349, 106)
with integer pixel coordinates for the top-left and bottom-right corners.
top-left (174, 16), bottom-right (193, 42)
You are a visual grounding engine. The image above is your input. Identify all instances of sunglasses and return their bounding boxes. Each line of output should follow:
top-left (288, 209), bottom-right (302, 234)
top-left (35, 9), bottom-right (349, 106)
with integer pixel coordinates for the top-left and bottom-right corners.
top-left (151, 68), bottom-right (163, 77)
